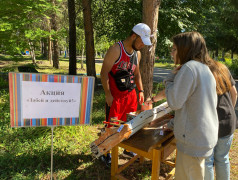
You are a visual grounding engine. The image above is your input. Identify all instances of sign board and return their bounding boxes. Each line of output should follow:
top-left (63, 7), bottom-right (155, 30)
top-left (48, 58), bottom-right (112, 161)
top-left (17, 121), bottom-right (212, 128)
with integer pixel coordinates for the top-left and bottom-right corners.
top-left (9, 73), bottom-right (95, 127)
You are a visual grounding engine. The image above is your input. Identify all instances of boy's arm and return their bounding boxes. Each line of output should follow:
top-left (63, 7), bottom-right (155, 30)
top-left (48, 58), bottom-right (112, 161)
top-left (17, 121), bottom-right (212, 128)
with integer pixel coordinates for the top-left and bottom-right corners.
top-left (100, 44), bottom-right (120, 106)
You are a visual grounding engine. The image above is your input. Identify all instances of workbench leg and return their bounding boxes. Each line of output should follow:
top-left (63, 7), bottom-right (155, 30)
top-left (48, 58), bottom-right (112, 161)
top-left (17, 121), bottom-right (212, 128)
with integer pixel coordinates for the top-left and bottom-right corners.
top-left (151, 148), bottom-right (162, 180)
top-left (111, 145), bottom-right (119, 180)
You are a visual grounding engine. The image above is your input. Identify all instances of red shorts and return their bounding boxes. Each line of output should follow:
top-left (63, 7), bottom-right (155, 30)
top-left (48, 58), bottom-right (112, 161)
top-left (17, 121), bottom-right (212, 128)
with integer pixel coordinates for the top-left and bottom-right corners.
top-left (106, 90), bottom-right (137, 127)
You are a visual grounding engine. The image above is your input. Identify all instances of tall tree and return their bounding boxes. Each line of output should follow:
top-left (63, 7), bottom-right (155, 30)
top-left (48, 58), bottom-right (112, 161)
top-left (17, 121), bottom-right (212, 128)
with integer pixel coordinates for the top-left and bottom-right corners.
top-left (68, 0), bottom-right (77, 75)
top-left (140, 0), bottom-right (160, 99)
top-left (51, 0), bottom-right (59, 69)
top-left (82, 0), bottom-right (96, 77)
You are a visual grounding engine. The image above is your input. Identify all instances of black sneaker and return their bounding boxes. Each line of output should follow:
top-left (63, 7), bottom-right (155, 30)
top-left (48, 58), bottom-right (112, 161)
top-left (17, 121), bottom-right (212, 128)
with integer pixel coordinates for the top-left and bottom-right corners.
top-left (100, 153), bottom-right (111, 168)
top-left (123, 150), bottom-right (137, 157)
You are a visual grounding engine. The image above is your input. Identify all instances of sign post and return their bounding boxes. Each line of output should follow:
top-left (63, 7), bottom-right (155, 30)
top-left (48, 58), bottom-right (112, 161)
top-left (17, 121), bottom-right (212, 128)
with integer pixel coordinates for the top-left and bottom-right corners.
top-left (51, 126), bottom-right (54, 180)
top-left (9, 73), bottom-right (95, 179)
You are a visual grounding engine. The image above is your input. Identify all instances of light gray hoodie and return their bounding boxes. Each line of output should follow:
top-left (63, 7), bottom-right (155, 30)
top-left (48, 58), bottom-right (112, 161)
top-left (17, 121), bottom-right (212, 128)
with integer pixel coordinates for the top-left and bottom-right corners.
top-left (164, 60), bottom-right (218, 157)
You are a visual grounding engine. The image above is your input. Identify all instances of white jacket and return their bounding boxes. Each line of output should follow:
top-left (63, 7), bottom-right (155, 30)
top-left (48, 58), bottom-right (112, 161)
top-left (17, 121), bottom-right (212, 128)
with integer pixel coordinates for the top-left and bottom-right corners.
top-left (165, 60), bottom-right (218, 157)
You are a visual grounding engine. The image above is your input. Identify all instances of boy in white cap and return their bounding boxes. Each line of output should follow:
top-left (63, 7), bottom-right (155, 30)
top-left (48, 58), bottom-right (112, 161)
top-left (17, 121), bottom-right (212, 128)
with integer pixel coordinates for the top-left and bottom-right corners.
top-left (100, 23), bottom-right (152, 167)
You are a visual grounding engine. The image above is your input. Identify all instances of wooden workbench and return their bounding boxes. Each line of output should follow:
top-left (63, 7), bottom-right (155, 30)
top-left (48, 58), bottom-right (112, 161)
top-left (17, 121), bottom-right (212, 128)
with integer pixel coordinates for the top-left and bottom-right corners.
top-left (111, 119), bottom-right (176, 180)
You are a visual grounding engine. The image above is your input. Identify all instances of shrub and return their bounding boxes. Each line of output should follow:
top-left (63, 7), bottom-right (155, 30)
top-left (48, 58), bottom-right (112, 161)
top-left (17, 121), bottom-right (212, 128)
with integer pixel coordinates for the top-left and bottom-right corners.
top-left (224, 59), bottom-right (238, 78)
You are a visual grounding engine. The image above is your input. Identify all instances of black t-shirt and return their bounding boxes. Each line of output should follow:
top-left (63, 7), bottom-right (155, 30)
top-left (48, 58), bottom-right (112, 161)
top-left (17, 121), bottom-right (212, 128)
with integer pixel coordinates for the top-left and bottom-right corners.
top-left (217, 73), bottom-right (237, 138)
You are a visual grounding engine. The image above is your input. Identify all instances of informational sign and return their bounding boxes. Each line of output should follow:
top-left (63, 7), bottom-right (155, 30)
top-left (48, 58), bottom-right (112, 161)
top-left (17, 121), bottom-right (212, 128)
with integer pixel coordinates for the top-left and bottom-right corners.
top-left (9, 73), bottom-right (95, 127)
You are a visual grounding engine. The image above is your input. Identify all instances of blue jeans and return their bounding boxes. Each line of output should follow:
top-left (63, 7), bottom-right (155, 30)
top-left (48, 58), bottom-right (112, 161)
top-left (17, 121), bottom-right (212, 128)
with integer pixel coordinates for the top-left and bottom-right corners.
top-left (204, 134), bottom-right (234, 180)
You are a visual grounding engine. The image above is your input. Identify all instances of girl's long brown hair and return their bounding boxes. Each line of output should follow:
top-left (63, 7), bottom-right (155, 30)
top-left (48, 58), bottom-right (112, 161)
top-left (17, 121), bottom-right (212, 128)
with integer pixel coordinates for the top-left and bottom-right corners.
top-left (172, 31), bottom-right (232, 95)
top-left (209, 60), bottom-right (232, 95)
top-left (172, 32), bottom-right (211, 65)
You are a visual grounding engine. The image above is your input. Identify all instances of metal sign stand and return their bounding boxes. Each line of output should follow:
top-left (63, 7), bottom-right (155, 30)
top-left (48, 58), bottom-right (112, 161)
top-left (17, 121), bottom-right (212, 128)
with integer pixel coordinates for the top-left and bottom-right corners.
top-left (51, 126), bottom-right (54, 180)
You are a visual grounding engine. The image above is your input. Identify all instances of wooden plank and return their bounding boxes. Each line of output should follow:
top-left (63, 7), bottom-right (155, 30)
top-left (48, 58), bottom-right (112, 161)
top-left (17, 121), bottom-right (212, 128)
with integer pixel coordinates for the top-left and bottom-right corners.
top-left (121, 118), bottom-right (173, 152)
top-left (118, 143), bottom-right (153, 159)
top-left (117, 155), bottom-right (139, 174)
top-left (90, 102), bottom-right (172, 158)
top-left (91, 124), bottom-right (132, 158)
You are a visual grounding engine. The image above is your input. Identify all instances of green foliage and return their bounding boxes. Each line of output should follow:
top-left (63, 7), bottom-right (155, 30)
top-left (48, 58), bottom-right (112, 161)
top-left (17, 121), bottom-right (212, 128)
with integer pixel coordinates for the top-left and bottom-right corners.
top-left (157, 0), bottom-right (199, 56)
top-left (2, 0), bottom-right (237, 60)
top-left (76, 28), bottom-right (85, 54)
top-left (224, 58), bottom-right (233, 67)
top-left (224, 59), bottom-right (238, 77)
top-left (197, 0), bottom-right (238, 54)
top-left (92, 0), bottom-right (142, 41)
top-left (0, 0), bottom-right (52, 55)
top-left (95, 35), bottom-right (112, 56)
top-left (0, 76), bottom-right (9, 89)
top-left (0, 0), bottom-right (68, 57)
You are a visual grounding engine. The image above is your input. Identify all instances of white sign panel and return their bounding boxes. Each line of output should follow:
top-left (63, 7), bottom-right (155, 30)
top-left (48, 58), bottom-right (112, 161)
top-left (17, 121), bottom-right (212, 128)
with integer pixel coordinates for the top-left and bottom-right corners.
top-left (22, 81), bottom-right (81, 119)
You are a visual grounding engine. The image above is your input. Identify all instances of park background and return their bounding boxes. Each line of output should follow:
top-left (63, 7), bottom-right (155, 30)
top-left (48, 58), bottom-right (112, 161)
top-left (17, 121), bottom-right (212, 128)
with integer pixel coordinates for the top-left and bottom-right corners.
top-left (0, 0), bottom-right (238, 179)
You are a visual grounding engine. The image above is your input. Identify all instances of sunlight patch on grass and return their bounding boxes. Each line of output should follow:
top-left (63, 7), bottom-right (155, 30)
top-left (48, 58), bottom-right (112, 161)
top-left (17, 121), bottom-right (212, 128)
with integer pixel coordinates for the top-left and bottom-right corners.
top-left (154, 62), bottom-right (174, 69)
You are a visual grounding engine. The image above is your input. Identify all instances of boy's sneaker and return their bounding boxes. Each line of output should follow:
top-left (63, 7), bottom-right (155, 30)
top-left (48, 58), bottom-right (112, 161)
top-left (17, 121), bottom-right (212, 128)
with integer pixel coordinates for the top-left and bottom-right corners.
top-left (123, 150), bottom-right (137, 157)
top-left (100, 153), bottom-right (111, 168)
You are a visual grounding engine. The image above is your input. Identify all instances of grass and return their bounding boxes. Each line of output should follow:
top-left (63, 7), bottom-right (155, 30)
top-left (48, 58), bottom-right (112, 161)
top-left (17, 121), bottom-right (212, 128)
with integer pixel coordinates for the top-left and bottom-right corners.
top-left (154, 62), bottom-right (175, 69)
top-left (0, 54), bottom-right (102, 75)
top-left (0, 55), bottom-right (238, 179)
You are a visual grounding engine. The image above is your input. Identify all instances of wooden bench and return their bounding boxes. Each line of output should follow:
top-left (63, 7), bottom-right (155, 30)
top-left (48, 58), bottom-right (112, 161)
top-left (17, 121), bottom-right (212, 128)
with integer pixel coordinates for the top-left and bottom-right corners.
top-left (111, 123), bottom-right (176, 180)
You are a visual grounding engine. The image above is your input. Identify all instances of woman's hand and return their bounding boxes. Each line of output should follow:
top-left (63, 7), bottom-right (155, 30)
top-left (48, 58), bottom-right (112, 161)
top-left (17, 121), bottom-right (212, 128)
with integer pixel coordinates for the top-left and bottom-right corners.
top-left (145, 97), bottom-right (153, 106)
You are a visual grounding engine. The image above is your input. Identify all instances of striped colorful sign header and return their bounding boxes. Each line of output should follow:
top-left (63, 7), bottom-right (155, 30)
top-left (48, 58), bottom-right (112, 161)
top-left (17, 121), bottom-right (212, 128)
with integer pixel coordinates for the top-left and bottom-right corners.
top-left (9, 73), bottom-right (95, 127)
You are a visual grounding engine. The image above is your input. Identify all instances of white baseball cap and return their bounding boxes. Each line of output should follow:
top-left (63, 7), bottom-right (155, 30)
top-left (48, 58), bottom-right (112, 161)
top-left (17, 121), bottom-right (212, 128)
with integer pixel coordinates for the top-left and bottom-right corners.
top-left (132, 23), bottom-right (152, 46)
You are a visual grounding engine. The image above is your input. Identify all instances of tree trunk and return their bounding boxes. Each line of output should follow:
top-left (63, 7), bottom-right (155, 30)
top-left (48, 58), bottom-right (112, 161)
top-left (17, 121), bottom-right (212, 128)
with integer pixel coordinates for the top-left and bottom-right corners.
top-left (82, 0), bottom-right (96, 78)
top-left (41, 41), bottom-right (44, 55)
top-left (43, 38), bottom-right (48, 58)
top-left (140, 0), bottom-right (160, 99)
top-left (48, 35), bottom-right (52, 64)
top-left (221, 49), bottom-right (225, 61)
top-left (45, 16), bottom-right (52, 64)
top-left (51, 0), bottom-right (59, 69)
top-left (231, 49), bottom-right (234, 60)
top-left (29, 41), bottom-right (36, 64)
top-left (68, 0), bottom-right (77, 75)
top-left (52, 39), bottom-right (59, 68)
top-left (215, 48), bottom-right (218, 60)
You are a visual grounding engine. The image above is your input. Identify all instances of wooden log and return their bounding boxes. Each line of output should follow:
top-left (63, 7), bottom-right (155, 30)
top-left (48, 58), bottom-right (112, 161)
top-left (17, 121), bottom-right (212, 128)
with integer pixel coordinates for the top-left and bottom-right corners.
top-left (90, 102), bottom-right (172, 158)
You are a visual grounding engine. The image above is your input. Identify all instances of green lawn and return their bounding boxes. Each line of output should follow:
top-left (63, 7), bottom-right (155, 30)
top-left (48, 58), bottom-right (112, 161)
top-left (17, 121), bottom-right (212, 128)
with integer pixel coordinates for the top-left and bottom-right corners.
top-left (0, 54), bottom-right (102, 75)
